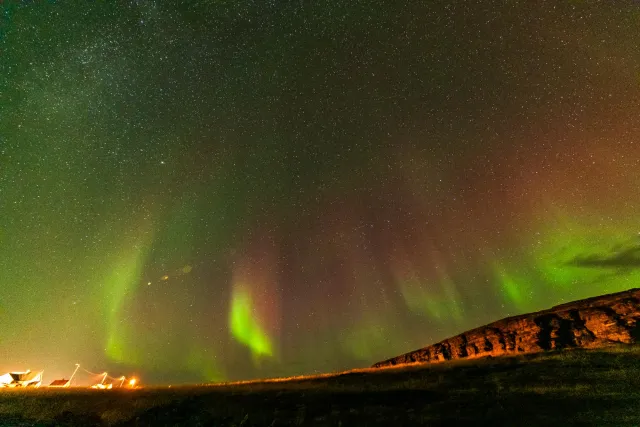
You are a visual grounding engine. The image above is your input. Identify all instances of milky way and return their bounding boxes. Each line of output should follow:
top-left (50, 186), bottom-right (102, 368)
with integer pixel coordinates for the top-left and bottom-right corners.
top-left (1, 1), bottom-right (639, 383)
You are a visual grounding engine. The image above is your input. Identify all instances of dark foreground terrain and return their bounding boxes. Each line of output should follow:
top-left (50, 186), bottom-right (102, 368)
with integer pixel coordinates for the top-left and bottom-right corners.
top-left (1, 345), bottom-right (640, 426)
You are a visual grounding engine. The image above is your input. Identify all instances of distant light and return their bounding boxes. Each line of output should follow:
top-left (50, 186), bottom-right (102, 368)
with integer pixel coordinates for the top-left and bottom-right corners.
top-left (129, 378), bottom-right (137, 387)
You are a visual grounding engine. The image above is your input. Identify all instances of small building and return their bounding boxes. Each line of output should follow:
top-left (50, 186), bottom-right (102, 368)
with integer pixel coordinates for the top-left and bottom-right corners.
top-left (48, 379), bottom-right (71, 388)
top-left (48, 364), bottom-right (80, 388)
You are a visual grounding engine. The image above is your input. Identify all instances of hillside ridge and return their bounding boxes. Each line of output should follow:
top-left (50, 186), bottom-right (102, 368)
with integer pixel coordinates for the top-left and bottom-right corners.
top-left (373, 288), bottom-right (640, 368)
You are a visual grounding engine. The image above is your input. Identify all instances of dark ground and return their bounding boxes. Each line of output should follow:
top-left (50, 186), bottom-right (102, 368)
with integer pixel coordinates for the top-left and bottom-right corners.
top-left (1, 345), bottom-right (639, 426)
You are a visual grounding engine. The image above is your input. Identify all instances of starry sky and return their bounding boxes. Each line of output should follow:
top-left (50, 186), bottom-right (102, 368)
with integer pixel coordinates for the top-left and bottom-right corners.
top-left (1, 1), bottom-right (639, 385)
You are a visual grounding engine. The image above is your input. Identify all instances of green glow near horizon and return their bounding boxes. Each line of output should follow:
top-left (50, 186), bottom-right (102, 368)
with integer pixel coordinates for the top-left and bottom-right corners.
top-left (528, 205), bottom-right (639, 296)
top-left (186, 345), bottom-right (224, 382)
top-left (103, 240), bottom-right (150, 364)
top-left (492, 265), bottom-right (533, 312)
top-left (341, 321), bottom-right (391, 362)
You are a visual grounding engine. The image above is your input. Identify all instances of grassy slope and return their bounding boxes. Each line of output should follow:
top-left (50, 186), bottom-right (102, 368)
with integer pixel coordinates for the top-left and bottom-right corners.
top-left (1, 344), bottom-right (640, 426)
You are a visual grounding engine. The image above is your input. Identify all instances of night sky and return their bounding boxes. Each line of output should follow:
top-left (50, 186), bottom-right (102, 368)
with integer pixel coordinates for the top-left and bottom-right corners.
top-left (1, 1), bottom-right (640, 385)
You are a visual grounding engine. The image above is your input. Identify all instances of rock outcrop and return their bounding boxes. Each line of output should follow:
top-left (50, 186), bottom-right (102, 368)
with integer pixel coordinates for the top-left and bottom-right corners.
top-left (373, 288), bottom-right (640, 368)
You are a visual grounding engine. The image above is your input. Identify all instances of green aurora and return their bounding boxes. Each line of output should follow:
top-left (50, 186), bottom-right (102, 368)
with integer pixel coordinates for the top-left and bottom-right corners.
top-left (1, 1), bottom-right (639, 383)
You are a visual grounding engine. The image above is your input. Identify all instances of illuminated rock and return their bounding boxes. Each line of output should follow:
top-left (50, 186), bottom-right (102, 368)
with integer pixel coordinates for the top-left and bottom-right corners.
top-left (373, 288), bottom-right (640, 368)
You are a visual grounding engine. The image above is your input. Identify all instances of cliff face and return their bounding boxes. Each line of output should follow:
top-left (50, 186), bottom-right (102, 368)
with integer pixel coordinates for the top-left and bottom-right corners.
top-left (373, 288), bottom-right (640, 368)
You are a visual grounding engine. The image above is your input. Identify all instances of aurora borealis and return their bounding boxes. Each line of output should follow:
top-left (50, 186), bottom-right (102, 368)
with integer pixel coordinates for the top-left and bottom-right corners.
top-left (1, 1), bottom-right (639, 384)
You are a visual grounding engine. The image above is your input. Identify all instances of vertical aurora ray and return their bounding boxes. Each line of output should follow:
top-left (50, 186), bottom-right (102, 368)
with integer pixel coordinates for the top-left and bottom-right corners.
top-left (96, 216), bottom-right (228, 382)
top-left (229, 284), bottom-right (273, 359)
top-left (398, 276), bottom-right (464, 324)
top-left (338, 272), bottom-right (408, 363)
top-left (228, 237), bottom-right (281, 365)
top-left (298, 211), bottom-right (416, 363)
top-left (103, 227), bottom-right (154, 364)
top-left (390, 240), bottom-right (466, 326)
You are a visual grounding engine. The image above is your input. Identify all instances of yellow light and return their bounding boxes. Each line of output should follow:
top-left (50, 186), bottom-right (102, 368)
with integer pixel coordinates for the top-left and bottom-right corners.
top-left (129, 378), bottom-right (137, 387)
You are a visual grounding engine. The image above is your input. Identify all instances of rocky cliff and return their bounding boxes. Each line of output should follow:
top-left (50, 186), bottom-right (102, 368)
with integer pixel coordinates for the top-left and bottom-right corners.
top-left (373, 288), bottom-right (640, 368)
